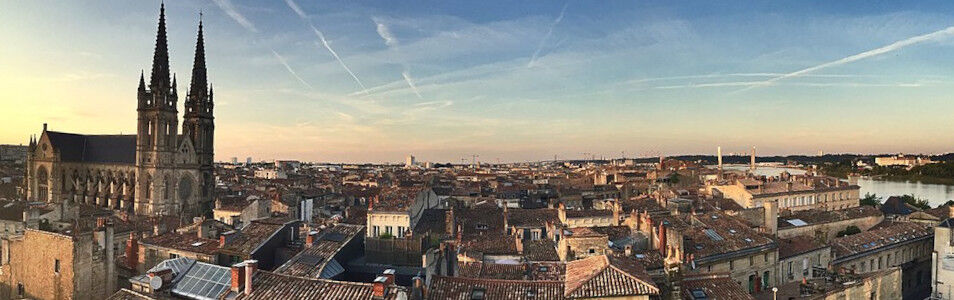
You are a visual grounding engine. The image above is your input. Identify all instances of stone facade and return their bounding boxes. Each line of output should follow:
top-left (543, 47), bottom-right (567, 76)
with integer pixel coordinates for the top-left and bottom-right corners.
top-left (0, 227), bottom-right (116, 300)
top-left (23, 4), bottom-right (214, 219)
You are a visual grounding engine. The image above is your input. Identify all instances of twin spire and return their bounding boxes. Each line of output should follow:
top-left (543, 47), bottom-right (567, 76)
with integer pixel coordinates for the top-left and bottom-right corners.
top-left (146, 2), bottom-right (210, 113)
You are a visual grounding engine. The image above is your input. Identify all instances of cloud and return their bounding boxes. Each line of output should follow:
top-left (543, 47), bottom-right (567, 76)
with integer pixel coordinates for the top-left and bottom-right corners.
top-left (211, 0), bottom-right (258, 33)
top-left (402, 71), bottom-right (423, 98)
top-left (375, 21), bottom-right (399, 47)
top-left (528, 2), bottom-right (569, 68)
top-left (270, 49), bottom-right (314, 90)
top-left (736, 25), bottom-right (954, 93)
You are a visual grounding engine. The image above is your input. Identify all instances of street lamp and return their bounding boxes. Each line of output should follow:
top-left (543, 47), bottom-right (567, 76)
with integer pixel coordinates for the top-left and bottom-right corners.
top-left (772, 287), bottom-right (778, 300)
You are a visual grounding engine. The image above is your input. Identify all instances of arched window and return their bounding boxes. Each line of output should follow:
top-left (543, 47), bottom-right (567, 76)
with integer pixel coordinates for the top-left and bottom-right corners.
top-left (144, 176), bottom-right (152, 200)
top-left (164, 176), bottom-right (172, 200)
top-left (36, 166), bottom-right (49, 202)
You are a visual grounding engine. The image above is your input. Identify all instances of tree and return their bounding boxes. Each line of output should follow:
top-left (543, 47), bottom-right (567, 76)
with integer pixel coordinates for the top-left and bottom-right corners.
top-left (837, 226), bottom-right (861, 237)
top-left (900, 194), bottom-right (931, 210)
top-left (859, 193), bottom-right (881, 207)
top-left (939, 200), bottom-right (954, 208)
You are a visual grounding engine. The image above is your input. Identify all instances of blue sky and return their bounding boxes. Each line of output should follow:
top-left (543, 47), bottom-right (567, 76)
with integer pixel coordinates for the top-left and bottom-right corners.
top-left (3, 1), bottom-right (954, 163)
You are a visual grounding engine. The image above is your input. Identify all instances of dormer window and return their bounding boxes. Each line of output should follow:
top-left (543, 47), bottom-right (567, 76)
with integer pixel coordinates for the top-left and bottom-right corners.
top-left (475, 224), bottom-right (488, 230)
top-left (470, 288), bottom-right (486, 300)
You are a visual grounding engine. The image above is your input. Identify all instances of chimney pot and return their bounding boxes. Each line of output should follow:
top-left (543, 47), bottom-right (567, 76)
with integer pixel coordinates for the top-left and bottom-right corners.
top-left (372, 276), bottom-right (389, 299)
top-left (244, 260), bottom-right (257, 295)
top-left (230, 263), bottom-right (245, 292)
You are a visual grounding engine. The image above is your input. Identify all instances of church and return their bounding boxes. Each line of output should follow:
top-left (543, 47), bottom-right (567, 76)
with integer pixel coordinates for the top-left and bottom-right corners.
top-left (23, 4), bottom-right (215, 218)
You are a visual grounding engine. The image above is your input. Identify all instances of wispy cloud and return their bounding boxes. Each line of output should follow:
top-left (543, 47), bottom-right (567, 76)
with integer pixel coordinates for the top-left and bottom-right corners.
top-left (375, 18), bottom-right (423, 99)
top-left (736, 25), bottom-right (954, 93)
top-left (270, 49), bottom-right (314, 90)
top-left (528, 2), bottom-right (569, 68)
top-left (655, 81), bottom-right (927, 90)
top-left (284, 0), bottom-right (369, 94)
top-left (211, 0), bottom-right (258, 32)
top-left (375, 21), bottom-right (398, 47)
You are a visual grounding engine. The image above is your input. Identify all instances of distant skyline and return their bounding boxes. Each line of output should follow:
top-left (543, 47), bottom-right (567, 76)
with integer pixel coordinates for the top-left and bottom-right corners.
top-left (3, 1), bottom-right (954, 163)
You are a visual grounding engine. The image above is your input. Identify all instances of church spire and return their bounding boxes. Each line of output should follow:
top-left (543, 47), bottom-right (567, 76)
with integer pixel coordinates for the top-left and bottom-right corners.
top-left (189, 12), bottom-right (208, 100)
top-left (150, 2), bottom-right (171, 92)
top-left (138, 70), bottom-right (146, 91)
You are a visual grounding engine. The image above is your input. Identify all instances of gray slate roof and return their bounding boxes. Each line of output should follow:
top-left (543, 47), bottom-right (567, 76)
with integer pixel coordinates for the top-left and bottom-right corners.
top-left (46, 131), bottom-right (136, 164)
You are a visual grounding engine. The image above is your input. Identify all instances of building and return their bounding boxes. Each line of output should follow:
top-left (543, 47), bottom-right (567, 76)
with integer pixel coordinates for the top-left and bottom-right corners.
top-left (406, 155), bottom-right (416, 168)
top-left (830, 221), bottom-right (932, 299)
top-left (22, 4), bottom-right (215, 218)
top-left (776, 236), bottom-right (830, 285)
top-left (754, 267), bottom-right (902, 300)
top-left (0, 145), bottom-right (28, 162)
top-left (710, 175), bottom-right (860, 212)
top-left (0, 225), bottom-right (118, 300)
top-left (932, 210), bottom-right (954, 299)
top-left (366, 187), bottom-right (441, 238)
top-left (875, 154), bottom-right (937, 169)
top-left (253, 169), bottom-right (287, 180)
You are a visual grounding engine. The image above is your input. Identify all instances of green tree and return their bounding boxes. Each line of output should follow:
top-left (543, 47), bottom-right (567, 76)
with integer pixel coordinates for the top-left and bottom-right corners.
top-left (837, 226), bottom-right (861, 237)
top-left (900, 194), bottom-right (931, 210)
top-left (859, 193), bottom-right (881, 207)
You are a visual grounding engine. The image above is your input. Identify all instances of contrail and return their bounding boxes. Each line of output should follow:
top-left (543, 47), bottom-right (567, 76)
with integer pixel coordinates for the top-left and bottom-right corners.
top-left (211, 0), bottom-right (257, 32)
top-left (271, 49), bottom-right (314, 90)
top-left (375, 19), bottom-right (422, 98)
top-left (528, 2), bottom-right (568, 68)
top-left (284, 0), bottom-right (369, 94)
top-left (736, 26), bottom-right (954, 93)
top-left (402, 71), bottom-right (422, 98)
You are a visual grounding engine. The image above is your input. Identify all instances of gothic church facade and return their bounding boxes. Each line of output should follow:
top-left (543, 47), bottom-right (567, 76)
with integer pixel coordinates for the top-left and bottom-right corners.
top-left (24, 4), bottom-right (215, 218)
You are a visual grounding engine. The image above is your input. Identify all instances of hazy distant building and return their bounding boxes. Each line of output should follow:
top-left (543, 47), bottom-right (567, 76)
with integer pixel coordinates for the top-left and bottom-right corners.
top-left (875, 154), bottom-right (937, 169)
top-left (405, 155), bottom-right (416, 168)
top-left (231, 157), bottom-right (238, 165)
top-left (0, 145), bottom-right (27, 162)
top-left (22, 4), bottom-right (214, 218)
top-left (246, 157), bottom-right (252, 165)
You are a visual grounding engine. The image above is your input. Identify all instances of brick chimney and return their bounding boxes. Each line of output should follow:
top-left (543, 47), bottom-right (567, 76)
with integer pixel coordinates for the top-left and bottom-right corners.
top-left (125, 232), bottom-right (139, 270)
top-left (412, 274), bottom-right (427, 299)
top-left (383, 269), bottom-right (396, 286)
top-left (230, 263), bottom-right (245, 293)
top-left (372, 276), bottom-right (389, 299)
top-left (305, 231), bottom-right (318, 248)
top-left (244, 260), bottom-right (257, 295)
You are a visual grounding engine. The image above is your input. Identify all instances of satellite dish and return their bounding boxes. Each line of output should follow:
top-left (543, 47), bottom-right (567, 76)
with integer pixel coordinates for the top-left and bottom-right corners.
top-left (149, 276), bottom-right (163, 290)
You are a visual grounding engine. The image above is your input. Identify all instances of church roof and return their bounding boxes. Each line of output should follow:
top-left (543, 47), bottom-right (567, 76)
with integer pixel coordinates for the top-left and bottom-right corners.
top-left (46, 131), bottom-right (136, 164)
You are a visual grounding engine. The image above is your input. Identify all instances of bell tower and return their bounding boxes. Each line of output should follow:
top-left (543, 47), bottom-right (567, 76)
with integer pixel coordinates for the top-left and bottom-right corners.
top-left (136, 3), bottom-right (180, 215)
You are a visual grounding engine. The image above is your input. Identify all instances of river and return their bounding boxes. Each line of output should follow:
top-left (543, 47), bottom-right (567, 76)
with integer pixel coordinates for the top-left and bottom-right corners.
top-left (720, 165), bottom-right (954, 207)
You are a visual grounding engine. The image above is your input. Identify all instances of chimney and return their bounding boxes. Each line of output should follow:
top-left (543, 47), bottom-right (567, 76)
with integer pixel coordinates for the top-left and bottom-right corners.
top-left (125, 232), bottom-right (139, 271)
top-left (305, 231), bottom-right (318, 248)
top-left (244, 260), bottom-right (257, 295)
top-left (372, 276), bottom-right (389, 299)
top-left (412, 274), bottom-right (427, 299)
top-left (220, 230), bottom-right (236, 247)
top-left (230, 263), bottom-right (245, 293)
top-left (383, 269), bottom-right (396, 286)
top-left (105, 221), bottom-right (116, 294)
top-left (42, 123), bottom-right (47, 132)
top-left (625, 245), bottom-right (633, 257)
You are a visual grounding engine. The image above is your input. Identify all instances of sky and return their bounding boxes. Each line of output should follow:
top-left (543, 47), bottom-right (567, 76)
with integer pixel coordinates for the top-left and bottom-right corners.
top-left (3, 1), bottom-right (954, 163)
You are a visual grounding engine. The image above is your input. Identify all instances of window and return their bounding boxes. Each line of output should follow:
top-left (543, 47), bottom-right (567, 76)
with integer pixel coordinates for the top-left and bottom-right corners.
top-left (588, 249), bottom-right (596, 254)
top-left (397, 226), bottom-right (405, 237)
top-left (17, 283), bottom-right (23, 297)
top-left (385, 226), bottom-right (393, 235)
top-left (730, 260), bottom-right (735, 271)
top-left (470, 288), bottom-right (486, 300)
top-left (373, 226), bottom-right (380, 237)
top-left (169, 253), bottom-right (179, 259)
top-left (764, 253), bottom-right (769, 262)
top-left (476, 224), bottom-right (489, 230)
top-left (54, 259), bottom-right (60, 274)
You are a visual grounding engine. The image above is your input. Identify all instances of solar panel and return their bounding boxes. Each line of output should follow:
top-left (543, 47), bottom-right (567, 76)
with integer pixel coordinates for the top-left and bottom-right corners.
top-left (172, 262), bottom-right (232, 300)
